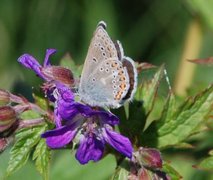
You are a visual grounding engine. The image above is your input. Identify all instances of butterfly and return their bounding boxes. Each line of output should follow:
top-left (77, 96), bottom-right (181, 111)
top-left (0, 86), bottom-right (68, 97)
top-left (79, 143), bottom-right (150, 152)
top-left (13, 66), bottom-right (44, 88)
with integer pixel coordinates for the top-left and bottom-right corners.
top-left (78, 21), bottom-right (137, 109)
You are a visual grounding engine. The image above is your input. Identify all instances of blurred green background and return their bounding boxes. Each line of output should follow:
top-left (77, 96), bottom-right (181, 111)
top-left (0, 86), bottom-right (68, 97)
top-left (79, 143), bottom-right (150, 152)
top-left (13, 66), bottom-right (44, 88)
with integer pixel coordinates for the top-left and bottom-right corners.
top-left (0, 0), bottom-right (213, 179)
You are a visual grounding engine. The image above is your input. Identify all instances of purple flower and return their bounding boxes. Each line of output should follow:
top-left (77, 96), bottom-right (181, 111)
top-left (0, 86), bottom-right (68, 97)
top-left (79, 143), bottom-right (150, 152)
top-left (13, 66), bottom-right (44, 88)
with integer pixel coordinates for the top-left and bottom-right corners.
top-left (18, 49), bottom-right (133, 164)
top-left (18, 49), bottom-right (57, 80)
top-left (18, 49), bottom-right (74, 100)
top-left (42, 84), bottom-right (133, 164)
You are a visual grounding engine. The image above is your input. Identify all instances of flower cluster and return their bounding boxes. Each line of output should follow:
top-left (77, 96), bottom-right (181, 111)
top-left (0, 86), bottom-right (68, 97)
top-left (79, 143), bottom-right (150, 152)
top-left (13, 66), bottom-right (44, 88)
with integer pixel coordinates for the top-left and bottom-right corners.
top-left (18, 49), bottom-right (133, 164)
top-left (0, 88), bottom-right (46, 152)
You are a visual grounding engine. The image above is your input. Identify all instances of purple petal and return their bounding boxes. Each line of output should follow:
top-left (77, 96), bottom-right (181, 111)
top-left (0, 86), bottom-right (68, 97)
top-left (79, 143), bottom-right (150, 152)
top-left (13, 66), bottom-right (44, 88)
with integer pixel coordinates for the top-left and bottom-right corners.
top-left (57, 101), bottom-right (79, 120)
top-left (55, 83), bottom-right (78, 120)
top-left (43, 49), bottom-right (57, 67)
top-left (58, 101), bottom-right (92, 120)
top-left (75, 135), bottom-right (104, 164)
top-left (70, 103), bottom-right (92, 117)
top-left (103, 127), bottom-right (133, 158)
top-left (56, 83), bottom-right (74, 102)
top-left (42, 125), bottom-right (77, 148)
top-left (54, 108), bottom-right (62, 127)
top-left (89, 111), bottom-right (119, 125)
top-left (18, 54), bottom-right (44, 79)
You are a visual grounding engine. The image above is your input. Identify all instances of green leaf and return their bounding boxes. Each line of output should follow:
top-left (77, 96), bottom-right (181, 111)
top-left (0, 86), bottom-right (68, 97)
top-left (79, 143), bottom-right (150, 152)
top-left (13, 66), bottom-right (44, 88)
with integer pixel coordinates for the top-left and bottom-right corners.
top-left (33, 138), bottom-right (51, 180)
top-left (142, 85), bottom-right (213, 148)
top-left (162, 162), bottom-right (182, 180)
top-left (111, 157), bottom-right (130, 180)
top-left (195, 156), bottom-right (213, 171)
top-left (60, 53), bottom-right (83, 78)
top-left (172, 142), bottom-right (194, 149)
top-left (135, 65), bottom-right (164, 115)
top-left (6, 125), bottom-right (46, 177)
top-left (33, 94), bottom-right (49, 111)
top-left (158, 92), bottom-right (176, 127)
top-left (20, 110), bottom-right (41, 119)
top-left (111, 167), bottom-right (129, 180)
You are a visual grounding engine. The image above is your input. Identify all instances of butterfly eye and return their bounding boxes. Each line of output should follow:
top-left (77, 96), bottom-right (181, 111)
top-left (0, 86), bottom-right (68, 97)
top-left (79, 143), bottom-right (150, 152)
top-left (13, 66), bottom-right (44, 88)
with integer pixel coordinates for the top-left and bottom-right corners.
top-left (92, 78), bottom-right (96, 82)
top-left (100, 67), bottom-right (104, 71)
top-left (105, 68), bottom-right (109, 72)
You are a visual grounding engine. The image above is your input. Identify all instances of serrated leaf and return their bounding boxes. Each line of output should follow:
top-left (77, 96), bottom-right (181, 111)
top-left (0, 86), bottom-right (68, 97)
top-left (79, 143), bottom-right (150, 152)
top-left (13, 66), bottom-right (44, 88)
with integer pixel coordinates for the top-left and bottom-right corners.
top-left (60, 53), bottom-right (83, 78)
top-left (33, 138), bottom-right (51, 180)
top-left (158, 85), bottom-right (213, 148)
top-left (195, 156), bottom-right (213, 171)
top-left (162, 162), bottom-right (182, 180)
top-left (158, 92), bottom-right (176, 126)
top-left (142, 85), bottom-right (213, 148)
top-left (145, 92), bottom-right (176, 140)
top-left (6, 125), bottom-right (46, 176)
top-left (135, 65), bottom-right (164, 115)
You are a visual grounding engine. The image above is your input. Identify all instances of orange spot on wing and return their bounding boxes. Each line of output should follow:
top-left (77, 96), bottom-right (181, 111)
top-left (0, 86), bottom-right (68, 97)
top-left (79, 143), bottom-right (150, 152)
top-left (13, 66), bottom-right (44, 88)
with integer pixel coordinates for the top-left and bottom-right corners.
top-left (119, 83), bottom-right (126, 90)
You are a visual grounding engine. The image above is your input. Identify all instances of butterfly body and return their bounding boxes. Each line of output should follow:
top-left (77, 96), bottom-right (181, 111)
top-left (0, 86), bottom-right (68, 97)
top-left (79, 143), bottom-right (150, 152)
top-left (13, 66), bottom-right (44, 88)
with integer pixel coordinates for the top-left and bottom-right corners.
top-left (79, 21), bottom-right (137, 108)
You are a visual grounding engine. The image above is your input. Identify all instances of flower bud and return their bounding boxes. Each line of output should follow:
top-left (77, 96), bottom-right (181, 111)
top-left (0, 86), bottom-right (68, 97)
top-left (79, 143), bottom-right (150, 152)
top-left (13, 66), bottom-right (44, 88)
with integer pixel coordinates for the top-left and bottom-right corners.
top-left (138, 167), bottom-right (152, 180)
top-left (0, 138), bottom-right (8, 153)
top-left (137, 147), bottom-right (162, 169)
top-left (0, 89), bottom-right (10, 106)
top-left (42, 66), bottom-right (74, 85)
top-left (0, 137), bottom-right (13, 153)
top-left (0, 106), bottom-right (17, 132)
